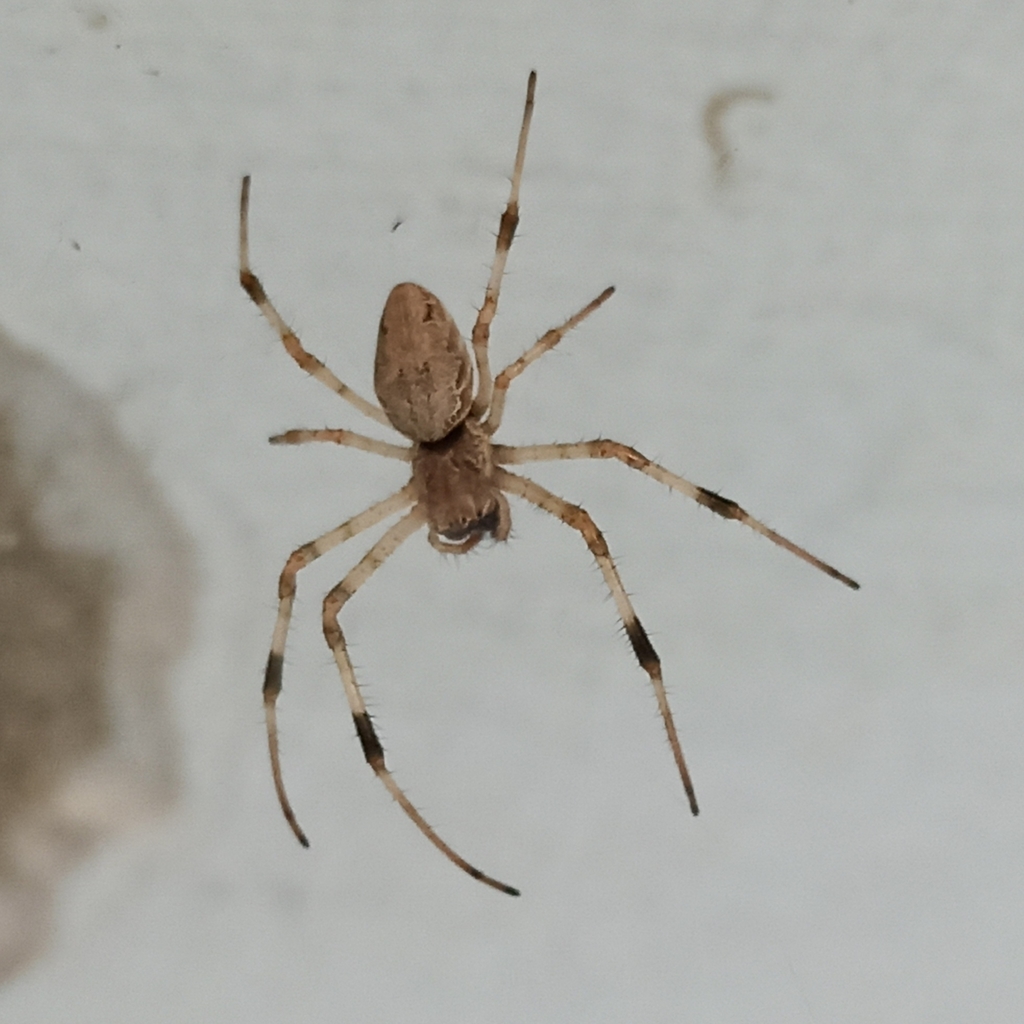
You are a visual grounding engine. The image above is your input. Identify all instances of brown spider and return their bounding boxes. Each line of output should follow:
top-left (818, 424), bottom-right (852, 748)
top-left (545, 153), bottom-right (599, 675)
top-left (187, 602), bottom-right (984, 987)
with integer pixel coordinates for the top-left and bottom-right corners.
top-left (239, 72), bottom-right (858, 897)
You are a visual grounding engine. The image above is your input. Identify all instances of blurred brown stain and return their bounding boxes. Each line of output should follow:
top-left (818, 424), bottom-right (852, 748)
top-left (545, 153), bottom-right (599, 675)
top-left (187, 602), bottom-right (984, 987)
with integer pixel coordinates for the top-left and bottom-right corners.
top-left (0, 418), bottom-right (116, 981)
top-left (0, 418), bottom-right (114, 843)
top-left (703, 87), bottom-right (773, 183)
top-left (0, 327), bottom-right (194, 985)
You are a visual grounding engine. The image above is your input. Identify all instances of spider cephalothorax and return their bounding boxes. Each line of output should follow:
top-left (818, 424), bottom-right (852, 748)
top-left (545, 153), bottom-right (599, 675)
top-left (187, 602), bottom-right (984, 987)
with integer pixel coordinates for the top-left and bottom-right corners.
top-left (411, 419), bottom-right (510, 554)
top-left (239, 71), bottom-right (857, 896)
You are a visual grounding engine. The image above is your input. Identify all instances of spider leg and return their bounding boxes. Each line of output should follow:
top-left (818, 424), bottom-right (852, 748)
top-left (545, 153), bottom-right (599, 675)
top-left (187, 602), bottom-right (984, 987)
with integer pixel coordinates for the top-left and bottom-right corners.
top-left (484, 287), bottom-right (615, 435)
top-left (322, 506), bottom-right (520, 897)
top-left (239, 175), bottom-right (392, 430)
top-left (264, 483), bottom-right (416, 847)
top-left (494, 441), bottom-right (859, 589)
top-left (269, 428), bottom-right (411, 461)
top-left (495, 468), bottom-right (700, 817)
top-left (469, 71), bottom-right (537, 419)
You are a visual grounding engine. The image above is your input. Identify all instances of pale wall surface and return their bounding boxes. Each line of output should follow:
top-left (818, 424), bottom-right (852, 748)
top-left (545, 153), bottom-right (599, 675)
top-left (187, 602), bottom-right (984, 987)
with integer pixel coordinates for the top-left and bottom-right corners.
top-left (1, 1), bottom-right (1022, 1021)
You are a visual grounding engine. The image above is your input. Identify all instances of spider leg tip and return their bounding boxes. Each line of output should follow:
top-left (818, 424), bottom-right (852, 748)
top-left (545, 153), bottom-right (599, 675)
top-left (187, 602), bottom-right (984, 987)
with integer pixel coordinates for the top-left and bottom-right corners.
top-left (831, 568), bottom-right (860, 590)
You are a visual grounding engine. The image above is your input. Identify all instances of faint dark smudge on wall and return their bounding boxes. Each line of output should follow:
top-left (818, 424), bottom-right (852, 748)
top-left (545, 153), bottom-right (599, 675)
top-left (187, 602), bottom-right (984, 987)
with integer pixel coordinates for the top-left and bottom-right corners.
top-left (0, 327), bottom-right (194, 983)
top-left (703, 86), bottom-right (773, 184)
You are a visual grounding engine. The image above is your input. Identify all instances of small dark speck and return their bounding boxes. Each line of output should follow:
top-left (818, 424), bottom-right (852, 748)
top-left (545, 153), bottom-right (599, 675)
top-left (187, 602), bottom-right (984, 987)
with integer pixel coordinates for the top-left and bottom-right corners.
top-left (391, 218), bottom-right (404, 232)
top-left (70, 240), bottom-right (81, 252)
top-left (144, 68), bottom-right (160, 77)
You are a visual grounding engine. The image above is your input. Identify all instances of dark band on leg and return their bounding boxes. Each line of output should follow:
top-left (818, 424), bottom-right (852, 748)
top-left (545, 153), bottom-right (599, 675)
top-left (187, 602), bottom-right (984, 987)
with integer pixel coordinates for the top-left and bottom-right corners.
top-left (624, 615), bottom-right (660, 670)
top-left (353, 711), bottom-right (385, 769)
top-left (696, 486), bottom-right (742, 520)
top-left (264, 652), bottom-right (284, 700)
top-left (496, 206), bottom-right (519, 252)
top-left (239, 268), bottom-right (267, 305)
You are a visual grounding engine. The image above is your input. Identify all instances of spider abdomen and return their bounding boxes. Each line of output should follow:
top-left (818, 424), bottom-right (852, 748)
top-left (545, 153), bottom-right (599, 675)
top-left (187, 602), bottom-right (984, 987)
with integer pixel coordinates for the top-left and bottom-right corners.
top-left (375, 283), bottom-right (474, 442)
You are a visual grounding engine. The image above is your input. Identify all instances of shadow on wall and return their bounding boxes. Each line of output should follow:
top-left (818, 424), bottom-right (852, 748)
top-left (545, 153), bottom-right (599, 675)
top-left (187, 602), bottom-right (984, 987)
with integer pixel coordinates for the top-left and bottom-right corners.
top-left (0, 327), bottom-right (195, 983)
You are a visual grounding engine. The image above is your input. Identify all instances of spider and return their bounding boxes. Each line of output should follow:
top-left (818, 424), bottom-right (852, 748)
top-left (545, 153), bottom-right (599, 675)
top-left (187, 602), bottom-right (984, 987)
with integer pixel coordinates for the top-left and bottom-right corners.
top-left (239, 72), bottom-right (858, 897)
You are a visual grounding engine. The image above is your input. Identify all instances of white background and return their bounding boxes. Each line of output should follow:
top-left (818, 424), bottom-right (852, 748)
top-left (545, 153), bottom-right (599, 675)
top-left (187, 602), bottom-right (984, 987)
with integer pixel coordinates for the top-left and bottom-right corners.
top-left (2, 1), bottom-right (1023, 1020)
